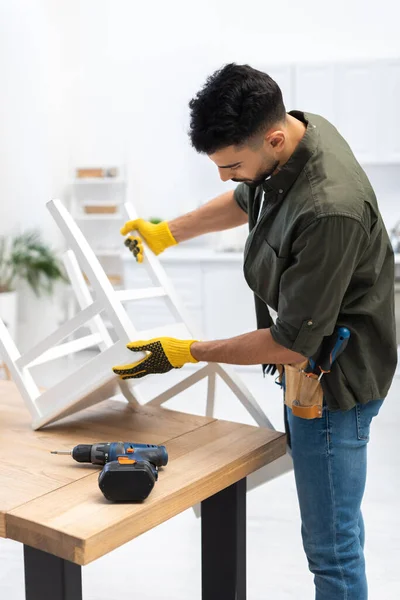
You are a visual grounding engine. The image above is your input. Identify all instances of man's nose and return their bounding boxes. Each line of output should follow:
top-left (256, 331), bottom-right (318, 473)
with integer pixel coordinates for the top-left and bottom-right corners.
top-left (218, 168), bottom-right (231, 182)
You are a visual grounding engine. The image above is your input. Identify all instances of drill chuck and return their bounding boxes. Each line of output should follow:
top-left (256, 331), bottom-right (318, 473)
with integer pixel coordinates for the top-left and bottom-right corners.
top-left (70, 444), bottom-right (93, 463)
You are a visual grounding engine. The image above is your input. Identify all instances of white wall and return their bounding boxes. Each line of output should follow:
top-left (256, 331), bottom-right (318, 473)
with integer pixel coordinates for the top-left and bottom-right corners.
top-left (0, 1), bottom-right (76, 239)
top-left (67, 0), bottom-right (400, 221)
top-left (0, 1), bottom-right (78, 342)
top-left (1, 0), bottom-right (400, 343)
top-left (2, 0), bottom-right (400, 229)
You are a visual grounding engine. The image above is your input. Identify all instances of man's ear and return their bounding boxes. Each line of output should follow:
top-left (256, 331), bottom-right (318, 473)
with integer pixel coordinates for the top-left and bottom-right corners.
top-left (268, 131), bottom-right (285, 150)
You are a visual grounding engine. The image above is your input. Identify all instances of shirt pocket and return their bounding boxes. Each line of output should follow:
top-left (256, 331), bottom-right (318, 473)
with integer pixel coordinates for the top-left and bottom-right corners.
top-left (244, 239), bottom-right (290, 310)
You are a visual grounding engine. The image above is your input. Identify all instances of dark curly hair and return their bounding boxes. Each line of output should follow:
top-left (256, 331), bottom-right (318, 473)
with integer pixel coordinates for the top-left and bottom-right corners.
top-left (188, 63), bottom-right (286, 155)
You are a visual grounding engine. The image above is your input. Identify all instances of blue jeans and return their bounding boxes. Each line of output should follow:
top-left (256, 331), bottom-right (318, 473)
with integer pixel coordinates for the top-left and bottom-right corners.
top-left (285, 399), bottom-right (383, 600)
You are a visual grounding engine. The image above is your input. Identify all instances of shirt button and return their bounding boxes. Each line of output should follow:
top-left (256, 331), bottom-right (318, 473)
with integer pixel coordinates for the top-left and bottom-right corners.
top-left (278, 188), bottom-right (284, 194)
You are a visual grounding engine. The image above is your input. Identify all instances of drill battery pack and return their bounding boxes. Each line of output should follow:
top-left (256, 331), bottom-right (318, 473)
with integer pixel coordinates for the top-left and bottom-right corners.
top-left (98, 459), bottom-right (158, 502)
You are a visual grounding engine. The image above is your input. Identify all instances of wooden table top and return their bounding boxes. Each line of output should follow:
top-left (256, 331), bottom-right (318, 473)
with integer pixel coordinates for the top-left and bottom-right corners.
top-left (0, 380), bottom-right (286, 565)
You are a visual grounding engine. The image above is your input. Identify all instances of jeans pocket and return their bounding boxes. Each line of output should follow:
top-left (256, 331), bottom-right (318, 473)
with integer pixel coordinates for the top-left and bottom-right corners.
top-left (356, 399), bottom-right (384, 441)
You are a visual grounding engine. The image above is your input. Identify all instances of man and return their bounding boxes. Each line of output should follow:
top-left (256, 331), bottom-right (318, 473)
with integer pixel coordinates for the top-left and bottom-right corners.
top-left (113, 64), bottom-right (397, 599)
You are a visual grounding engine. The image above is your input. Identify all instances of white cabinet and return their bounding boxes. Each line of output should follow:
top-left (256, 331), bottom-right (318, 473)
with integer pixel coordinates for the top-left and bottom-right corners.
top-left (379, 61), bottom-right (400, 162)
top-left (294, 59), bottom-right (400, 165)
top-left (335, 63), bottom-right (380, 164)
top-left (163, 263), bottom-right (204, 334)
top-left (203, 262), bottom-right (257, 340)
top-left (266, 65), bottom-right (295, 110)
top-left (294, 64), bottom-right (337, 126)
top-left (122, 251), bottom-right (256, 341)
top-left (123, 258), bottom-right (204, 334)
top-left (122, 261), bottom-right (176, 332)
top-left (163, 264), bottom-right (203, 311)
top-left (335, 60), bottom-right (400, 163)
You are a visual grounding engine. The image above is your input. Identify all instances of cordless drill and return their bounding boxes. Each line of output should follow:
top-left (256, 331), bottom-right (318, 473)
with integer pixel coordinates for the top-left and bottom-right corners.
top-left (51, 442), bottom-right (168, 502)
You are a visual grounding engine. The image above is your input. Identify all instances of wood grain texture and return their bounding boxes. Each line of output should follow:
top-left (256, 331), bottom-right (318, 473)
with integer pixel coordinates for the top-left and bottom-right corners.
top-left (0, 381), bottom-right (214, 537)
top-left (0, 381), bottom-right (286, 564)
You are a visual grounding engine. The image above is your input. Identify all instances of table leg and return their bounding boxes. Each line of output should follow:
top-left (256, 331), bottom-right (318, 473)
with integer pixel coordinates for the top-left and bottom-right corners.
top-left (201, 477), bottom-right (246, 600)
top-left (24, 545), bottom-right (82, 600)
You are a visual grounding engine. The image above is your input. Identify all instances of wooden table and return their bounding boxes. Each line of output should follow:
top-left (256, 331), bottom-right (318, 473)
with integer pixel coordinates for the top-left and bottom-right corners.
top-left (0, 381), bottom-right (286, 600)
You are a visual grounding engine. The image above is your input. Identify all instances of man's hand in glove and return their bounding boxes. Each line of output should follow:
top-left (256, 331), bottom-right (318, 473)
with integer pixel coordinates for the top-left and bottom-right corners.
top-left (112, 337), bottom-right (199, 380)
top-left (120, 219), bottom-right (178, 262)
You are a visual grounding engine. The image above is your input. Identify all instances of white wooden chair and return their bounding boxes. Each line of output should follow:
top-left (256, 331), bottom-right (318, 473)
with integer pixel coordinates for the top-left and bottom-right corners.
top-left (0, 198), bottom-right (291, 489)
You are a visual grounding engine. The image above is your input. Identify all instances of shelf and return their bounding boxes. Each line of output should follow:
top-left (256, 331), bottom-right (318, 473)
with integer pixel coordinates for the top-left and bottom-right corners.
top-left (73, 213), bottom-right (123, 221)
top-left (71, 178), bottom-right (126, 185)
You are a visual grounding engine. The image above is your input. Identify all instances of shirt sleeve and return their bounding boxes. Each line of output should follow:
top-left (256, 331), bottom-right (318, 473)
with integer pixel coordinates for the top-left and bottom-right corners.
top-left (269, 216), bottom-right (368, 357)
top-left (233, 183), bottom-right (249, 214)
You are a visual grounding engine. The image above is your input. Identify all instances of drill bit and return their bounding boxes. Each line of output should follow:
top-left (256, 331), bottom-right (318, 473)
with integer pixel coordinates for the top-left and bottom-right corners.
top-left (51, 450), bottom-right (72, 455)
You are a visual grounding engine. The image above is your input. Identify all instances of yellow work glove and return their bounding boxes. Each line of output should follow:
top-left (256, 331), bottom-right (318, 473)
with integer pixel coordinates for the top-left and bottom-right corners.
top-left (112, 337), bottom-right (199, 380)
top-left (120, 219), bottom-right (178, 262)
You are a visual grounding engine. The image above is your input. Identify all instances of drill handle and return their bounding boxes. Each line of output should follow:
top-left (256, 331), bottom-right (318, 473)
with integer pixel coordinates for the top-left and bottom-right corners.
top-left (135, 446), bottom-right (168, 467)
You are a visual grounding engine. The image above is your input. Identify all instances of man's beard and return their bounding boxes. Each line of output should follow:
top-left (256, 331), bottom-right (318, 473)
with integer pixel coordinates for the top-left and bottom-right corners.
top-left (231, 160), bottom-right (280, 187)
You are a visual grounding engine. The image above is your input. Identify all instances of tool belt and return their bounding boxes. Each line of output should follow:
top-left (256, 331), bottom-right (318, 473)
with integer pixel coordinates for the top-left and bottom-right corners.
top-left (279, 360), bottom-right (323, 419)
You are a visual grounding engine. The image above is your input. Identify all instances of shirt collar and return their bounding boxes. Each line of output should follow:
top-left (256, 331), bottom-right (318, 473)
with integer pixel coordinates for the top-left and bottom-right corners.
top-left (262, 111), bottom-right (319, 194)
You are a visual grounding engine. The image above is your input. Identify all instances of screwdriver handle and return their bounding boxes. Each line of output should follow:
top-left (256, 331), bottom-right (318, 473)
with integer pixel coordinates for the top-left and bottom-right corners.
top-left (319, 327), bottom-right (350, 373)
top-left (305, 326), bottom-right (351, 376)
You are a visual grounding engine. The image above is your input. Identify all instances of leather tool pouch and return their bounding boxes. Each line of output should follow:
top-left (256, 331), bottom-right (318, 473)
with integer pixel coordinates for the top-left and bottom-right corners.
top-left (283, 360), bottom-right (323, 419)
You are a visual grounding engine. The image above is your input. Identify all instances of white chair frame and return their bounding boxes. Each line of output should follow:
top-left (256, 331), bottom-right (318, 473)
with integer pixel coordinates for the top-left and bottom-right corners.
top-left (0, 198), bottom-right (291, 488)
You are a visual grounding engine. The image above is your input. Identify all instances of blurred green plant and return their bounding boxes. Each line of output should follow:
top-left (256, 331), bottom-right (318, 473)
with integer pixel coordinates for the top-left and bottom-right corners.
top-left (0, 230), bottom-right (67, 295)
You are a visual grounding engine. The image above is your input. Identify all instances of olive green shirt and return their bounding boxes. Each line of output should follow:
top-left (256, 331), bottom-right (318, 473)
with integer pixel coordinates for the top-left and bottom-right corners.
top-left (234, 111), bottom-right (397, 410)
